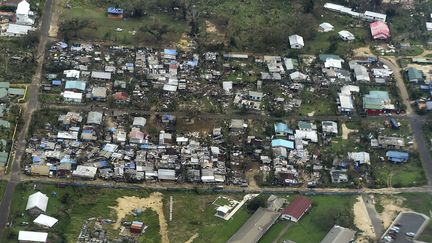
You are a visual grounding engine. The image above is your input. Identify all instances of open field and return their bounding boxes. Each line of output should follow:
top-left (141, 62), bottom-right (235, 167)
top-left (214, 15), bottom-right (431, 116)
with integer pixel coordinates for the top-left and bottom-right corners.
top-left (1, 182), bottom-right (159, 242)
top-left (1, 182), bottom-right (251, 243)
top-left (162, 191), bottom-right (248, 243)
top-left (60, 0), bottom-right (189, 46)
top-left (259, 195), bottom-right (356, 243)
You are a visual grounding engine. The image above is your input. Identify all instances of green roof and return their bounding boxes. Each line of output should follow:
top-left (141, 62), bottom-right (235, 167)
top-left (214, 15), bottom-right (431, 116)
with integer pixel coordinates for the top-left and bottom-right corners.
top-left (363, 91), bottom-right (393, 110)
top-left (319, 54), bottom-right (342, 62)
top-left (7, 88), bottom-right (25, 96)
top-left (0, 82), bottom-right (10, 89)
top-left (407, 67), bottom-right (423, 81)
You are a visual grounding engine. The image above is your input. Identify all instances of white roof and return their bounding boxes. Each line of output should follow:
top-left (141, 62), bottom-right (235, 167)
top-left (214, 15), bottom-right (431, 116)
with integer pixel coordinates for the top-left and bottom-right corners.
top-left (91, 71), bottom-right (111, 80)
top-left (18, 231), bottom-right (48, 242)
top-left (325, 59), bottom-right (342, 69)
top-left (223, 81), bottom-right (233, 92)
top-left (16, 0), bottom-right (30, 15)
top-left (339, 94), bottom-right (354, 110)
top-left (63, 70), bottom-right (80, 79)
top-left (289, 34), bottom-right (304, 46)
top-left (338, 30), bottom-right (355, 40)
top-left (7, 23), bottom-right (32, 35)
top-left (295, 130), bottom-right (318, 143)
top-left (323, 3), bottom-right (352, 13)
top-left (319, 22), bottom-right (334, 31)
top-left (348, 152), bottom-right (371, 165)
top-left (364, 11), bottom-right (387, 21)
top-left (33, 214), bottom-right (58, 228)
top-left (73, 165), bottom-right (97, 178)
top-left (217, 206), bottom-right (230, 214)
top-left (63, 91), bottom-right (82, 100)
top-left (163, 84), bottom-right (177, 92)
top-left (26, 192), bottom-right (48, 212)
top-left (340, 85), bottom-right (359, 95)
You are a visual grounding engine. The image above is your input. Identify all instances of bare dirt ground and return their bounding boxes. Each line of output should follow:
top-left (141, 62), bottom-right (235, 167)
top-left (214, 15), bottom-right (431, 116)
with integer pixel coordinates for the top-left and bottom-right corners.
top-left (184, 233), bottom-right (199, 243)
top-left (205, 20), bottom-right (225, 44)
top-left (353, 196), bottom-right (375, 242)
top-left (378, 195), bottom-right (409, 228)
top-left (245, 168), bottom-right (260, 190)
top-left (353, 46), bottom-right (373, 56)
top-left (109, 192), bottom-right (169, 243)
top-left (48, 0), bottom-right (63, 37)
top-left (342, 123), bottom-right (357, 140)
top-left (307, 111), bottom-right (315, 117)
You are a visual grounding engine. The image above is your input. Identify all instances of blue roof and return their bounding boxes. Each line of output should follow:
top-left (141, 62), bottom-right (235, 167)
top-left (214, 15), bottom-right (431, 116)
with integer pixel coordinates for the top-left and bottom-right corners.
top-left (52, 80), bottom-right (62, 86)
top-left (274, 122), bottom-right (293, 134)
top-left (32, 156), bottom-right (41, 163)
top-left (60, 157), bottom-right (77, 164)
top-left (386, 150), bottom-right (409, 162)
top-left (107, 7), bottom-right (123, 14)
top-left (271, 139), bottom-right (295, 149)
top-left (65, 80), bottom-right (86, 91)
top-left (164, 49), bottom-right (177, 55)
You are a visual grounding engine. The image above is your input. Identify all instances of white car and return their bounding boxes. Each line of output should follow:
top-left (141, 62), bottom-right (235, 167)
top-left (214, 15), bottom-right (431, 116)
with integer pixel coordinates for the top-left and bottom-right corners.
top-left (406, 232), bottom-right (415, 237)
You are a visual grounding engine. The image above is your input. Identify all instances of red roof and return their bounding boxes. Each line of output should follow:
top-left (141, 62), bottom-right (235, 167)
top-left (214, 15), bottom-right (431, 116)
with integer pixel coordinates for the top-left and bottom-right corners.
top-left (370, 21), bottom-right (390, 40)
top-left (281, 197), bottom-right (312, 220)
top-left (113, 92), bottom-right (128, 101)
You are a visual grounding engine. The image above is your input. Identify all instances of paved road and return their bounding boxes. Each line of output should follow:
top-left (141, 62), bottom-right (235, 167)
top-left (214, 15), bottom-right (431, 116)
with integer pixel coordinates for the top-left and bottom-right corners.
top-left (380, 56), bottom-right (432, 186)
top-left (45, 104), bottom-right (424, 122)
top-left (0, 0), bottom-right (53, 237)
top-left (362, 194), bottom-right (385, 238)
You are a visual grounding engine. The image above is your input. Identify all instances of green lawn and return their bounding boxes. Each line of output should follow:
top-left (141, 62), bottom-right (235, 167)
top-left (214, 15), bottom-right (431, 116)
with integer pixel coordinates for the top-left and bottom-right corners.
top-left (61, 0), bottom-right (188, 45)
top-left (260, 195), bottom-right (356, 243)
top-left (372, 157), bottom-right (427, 187)
top-left (297, 91), bottom-right (337, 116)
top-left (162, 191), bottom-right (248, 243)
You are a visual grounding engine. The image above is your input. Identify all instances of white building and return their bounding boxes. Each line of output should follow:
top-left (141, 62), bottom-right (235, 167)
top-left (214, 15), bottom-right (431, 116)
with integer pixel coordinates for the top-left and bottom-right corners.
top-left (72, 165), bottom-right (97, 179)
top-left (33, 214), bottom-right (58, 228)
top-left (319, 22), bottom-right (334, 32)
top-left (63, 91), bottom-right (83, 103)
top-left (289, 34), bottom-right (304, 49)
top-left (16, 0), bottom-right (34, 25)
top-left (5, 24), bottom-right (33, 36)
top-left (338, 30), bottom-right (355, 41)
top-left (18, 231), bottom-right (48, 243)
top-left (26, 192), bottom-right (49, 215)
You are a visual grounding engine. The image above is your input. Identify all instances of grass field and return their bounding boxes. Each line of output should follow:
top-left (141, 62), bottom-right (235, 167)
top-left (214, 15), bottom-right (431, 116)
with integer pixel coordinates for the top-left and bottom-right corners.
top-left (162, 191), bottom-right (248, 243)
top-left (2, 182), bottom-right (250, 243)
top-left (259, 195), bottom-right (356, 243)
top-left (1, 182), bottom-right (156, 242)
top-left (372, 158), bottom-right (427, 187)
top-left (297, 91), bottom-right (337, 116)
top-left (61, 0), bottom-right (188, 45)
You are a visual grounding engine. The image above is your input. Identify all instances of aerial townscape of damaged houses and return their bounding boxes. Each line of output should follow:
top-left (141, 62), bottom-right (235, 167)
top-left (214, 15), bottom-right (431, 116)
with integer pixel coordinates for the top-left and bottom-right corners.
top-left (1, 1), bottom-right (428, 188)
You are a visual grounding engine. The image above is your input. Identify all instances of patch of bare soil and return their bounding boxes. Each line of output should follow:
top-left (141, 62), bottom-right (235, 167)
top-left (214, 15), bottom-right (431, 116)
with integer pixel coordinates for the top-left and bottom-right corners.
top-left (109, 192), bottom-right (169, 243)
top-left (342, 123), bottom-right (357, 140)
top-left (353, 46), bottom-right (373, 56)
top-left (353, 196), bottom-right (375, 242)
top-left (378, 195), bottom-right (409, 228)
